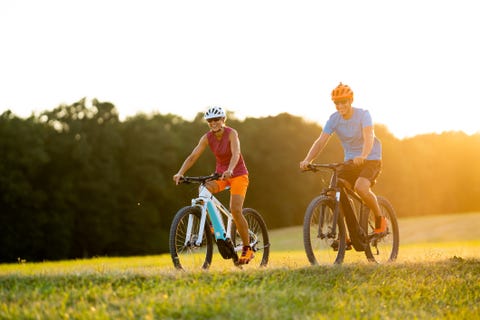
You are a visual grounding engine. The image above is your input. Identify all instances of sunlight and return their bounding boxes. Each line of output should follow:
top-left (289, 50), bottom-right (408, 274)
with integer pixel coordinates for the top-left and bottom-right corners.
top-left (1, 1), bottom-right (479, 139)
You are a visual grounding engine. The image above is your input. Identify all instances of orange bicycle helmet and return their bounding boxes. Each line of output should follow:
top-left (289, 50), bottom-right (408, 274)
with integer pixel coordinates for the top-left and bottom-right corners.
top-left (331, 82), bottom-right (354, 102)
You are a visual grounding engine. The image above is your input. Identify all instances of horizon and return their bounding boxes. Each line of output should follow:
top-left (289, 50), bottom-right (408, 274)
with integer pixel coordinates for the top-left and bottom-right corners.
top-left (2, 96), bottom-right (477, 140)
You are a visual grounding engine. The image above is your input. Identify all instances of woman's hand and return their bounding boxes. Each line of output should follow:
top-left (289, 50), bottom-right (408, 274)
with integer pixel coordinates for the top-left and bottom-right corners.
top-left (173, 173), bottom-right (183, 185)
top-left (221, 170), bottom-right (233, 180)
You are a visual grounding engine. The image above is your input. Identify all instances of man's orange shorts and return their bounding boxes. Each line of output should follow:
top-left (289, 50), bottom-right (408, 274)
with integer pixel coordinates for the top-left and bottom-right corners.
top-left (212, 174), bottom-right (249, 197)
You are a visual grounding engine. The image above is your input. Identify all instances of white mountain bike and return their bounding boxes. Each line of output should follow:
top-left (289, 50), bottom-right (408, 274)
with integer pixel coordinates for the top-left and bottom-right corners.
top-left (169, 173), bottom-right (270, 270)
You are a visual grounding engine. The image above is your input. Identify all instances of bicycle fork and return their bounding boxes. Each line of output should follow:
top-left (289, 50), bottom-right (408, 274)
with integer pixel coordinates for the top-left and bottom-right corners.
top-left (317, 189), bottom-right (341, 240)
top-left (186, 195), bottom-right (238, 260)
top-left (184, 204), bottom-right (207, 247)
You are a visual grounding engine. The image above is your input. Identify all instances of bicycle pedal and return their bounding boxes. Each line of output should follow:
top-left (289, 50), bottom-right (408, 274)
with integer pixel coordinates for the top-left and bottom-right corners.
top-left (331, 240), bottom-right (339, 251)
top-left (232, 253), bottom-right (239, 264)
top-left (331, 239), bottom-right (352, 251)
top-left (368, 232), bottom-right (386, 241)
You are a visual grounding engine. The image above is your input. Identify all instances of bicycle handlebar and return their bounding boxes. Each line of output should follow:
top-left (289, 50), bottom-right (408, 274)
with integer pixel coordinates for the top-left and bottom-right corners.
top-left (304, 163), bottom-right (343, 172)
top-left (179, 173), bottom-right (221, 184)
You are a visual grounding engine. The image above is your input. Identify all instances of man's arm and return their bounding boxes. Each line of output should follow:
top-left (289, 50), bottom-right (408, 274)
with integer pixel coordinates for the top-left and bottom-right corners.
top-left (354, 125), bottom-right (374, 165)
top-left (300, 132), bottom-right (331, 170)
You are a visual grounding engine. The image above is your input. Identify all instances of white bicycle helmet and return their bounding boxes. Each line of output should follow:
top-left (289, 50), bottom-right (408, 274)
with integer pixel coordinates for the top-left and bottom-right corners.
top-left (204, 106), bottom-right (226, 120)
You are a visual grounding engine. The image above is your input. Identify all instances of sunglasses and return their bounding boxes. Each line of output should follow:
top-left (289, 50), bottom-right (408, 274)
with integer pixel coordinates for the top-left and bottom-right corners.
top-left (207, 117), bottom-right (222, 123)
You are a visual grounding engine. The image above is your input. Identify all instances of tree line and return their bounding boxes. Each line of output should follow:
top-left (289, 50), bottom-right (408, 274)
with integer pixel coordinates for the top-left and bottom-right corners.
top-left (1, 99), bottom-right (479, 262)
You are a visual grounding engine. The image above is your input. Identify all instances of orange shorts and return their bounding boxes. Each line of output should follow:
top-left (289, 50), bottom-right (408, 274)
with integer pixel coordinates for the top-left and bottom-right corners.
top-left (212, 174), bottom-right (249, 197)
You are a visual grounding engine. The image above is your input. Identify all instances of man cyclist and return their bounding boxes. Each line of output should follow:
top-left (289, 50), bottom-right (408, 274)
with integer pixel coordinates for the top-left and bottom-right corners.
top-left (299, 82), bottom-right (387, 235)
top-left (173, 106), bottom-right (254, 264)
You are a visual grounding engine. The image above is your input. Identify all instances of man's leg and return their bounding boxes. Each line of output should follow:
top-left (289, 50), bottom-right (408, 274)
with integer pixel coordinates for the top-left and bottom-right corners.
top-left (354, 177), bottom-right (381, 217)
top-left (354, 177), bottom-right (386, 233)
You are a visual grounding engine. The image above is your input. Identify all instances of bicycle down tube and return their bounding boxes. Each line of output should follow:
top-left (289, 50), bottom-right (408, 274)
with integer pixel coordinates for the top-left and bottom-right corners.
top-left (186, 185), bottom-right (231, 246)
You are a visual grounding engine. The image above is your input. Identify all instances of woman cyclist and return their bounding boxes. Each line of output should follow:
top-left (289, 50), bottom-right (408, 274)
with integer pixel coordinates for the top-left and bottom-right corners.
top-left (173, 106), bottom-right (254, 264)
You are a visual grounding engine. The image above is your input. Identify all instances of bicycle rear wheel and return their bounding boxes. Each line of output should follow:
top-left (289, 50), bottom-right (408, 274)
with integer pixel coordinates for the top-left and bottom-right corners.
top-left (303, 195), bottom-right (347, 265)
top-left (364, 196), bottom-right (399, 263)
top-left (231, 208), bottom-right (270, 267)
top-left (169, 206), bottom-right (214, 271)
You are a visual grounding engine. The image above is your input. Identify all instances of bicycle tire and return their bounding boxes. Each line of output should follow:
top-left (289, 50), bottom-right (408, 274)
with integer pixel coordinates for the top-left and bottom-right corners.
top-left (303, 195), bottom-right (347, 265)
top-left (363, 196), bottom-right (399, 263)
top-left (231, 208), bottom-right (270, 267)
top-left (169, 206), bottom-right (214, 270)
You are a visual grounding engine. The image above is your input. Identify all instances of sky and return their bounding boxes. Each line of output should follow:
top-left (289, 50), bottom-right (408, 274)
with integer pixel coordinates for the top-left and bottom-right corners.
top-left (1, 0), bottom-right (479, 139)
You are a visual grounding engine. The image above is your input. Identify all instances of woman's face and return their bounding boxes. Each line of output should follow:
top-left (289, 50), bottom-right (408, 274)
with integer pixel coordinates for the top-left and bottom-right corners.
top-left (207, 117), bottom-right (225, 132)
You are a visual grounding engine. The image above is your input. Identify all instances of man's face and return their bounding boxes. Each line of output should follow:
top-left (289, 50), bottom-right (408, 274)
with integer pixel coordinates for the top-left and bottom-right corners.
top-left (334, 98), bottom-right (353, 117)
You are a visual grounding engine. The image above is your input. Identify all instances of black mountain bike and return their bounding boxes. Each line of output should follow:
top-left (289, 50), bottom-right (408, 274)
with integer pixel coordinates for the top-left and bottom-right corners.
top-left (303, 163), bottom-right (399, 265)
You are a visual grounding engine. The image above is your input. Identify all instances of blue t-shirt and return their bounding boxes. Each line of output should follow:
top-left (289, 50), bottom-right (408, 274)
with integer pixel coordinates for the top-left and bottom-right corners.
top-left (323, 107), bottom-right (382, 161)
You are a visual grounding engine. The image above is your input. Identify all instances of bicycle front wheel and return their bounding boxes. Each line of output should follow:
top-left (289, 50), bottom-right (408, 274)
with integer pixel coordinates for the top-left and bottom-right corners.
top-left (169, 206), bottom-right (214, 271)
top-left (231, 208), bottom-right (270, 267)
top-left (364, 196), bottom-right (400, 263)
top-left (303, 195), bottom-right (347, 265)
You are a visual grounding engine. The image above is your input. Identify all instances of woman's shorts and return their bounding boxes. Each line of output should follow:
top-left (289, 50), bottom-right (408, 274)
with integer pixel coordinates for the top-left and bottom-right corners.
top-left (212, 174), bottom-right (249, 197)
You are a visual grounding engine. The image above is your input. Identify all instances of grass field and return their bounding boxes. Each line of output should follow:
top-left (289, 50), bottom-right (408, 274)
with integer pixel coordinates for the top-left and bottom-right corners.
top-left (1, 212), bottom-right (479, 319)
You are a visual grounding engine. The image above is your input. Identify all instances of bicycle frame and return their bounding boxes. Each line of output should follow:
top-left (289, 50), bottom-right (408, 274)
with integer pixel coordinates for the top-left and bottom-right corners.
top-left (171, 173), bottom-right (270, 269)
top-left (304, 162), bottom-right (399, 264)
top-left (344, 188), bottom-right (370, 229)
top-left (314, 164), bottom-right (369, 249)
top-left (187, 183), bottom-right (234, 247)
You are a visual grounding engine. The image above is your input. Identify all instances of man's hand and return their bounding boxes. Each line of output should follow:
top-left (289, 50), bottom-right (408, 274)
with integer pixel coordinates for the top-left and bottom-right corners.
top-left (299, 160), bottom-right (310, 171)
top-left (353, 156), bottom-right (366, 166)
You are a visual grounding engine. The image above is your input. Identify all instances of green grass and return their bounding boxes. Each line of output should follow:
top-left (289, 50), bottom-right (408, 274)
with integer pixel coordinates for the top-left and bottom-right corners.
top-left (1, 212), bottom-right (480, 319)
